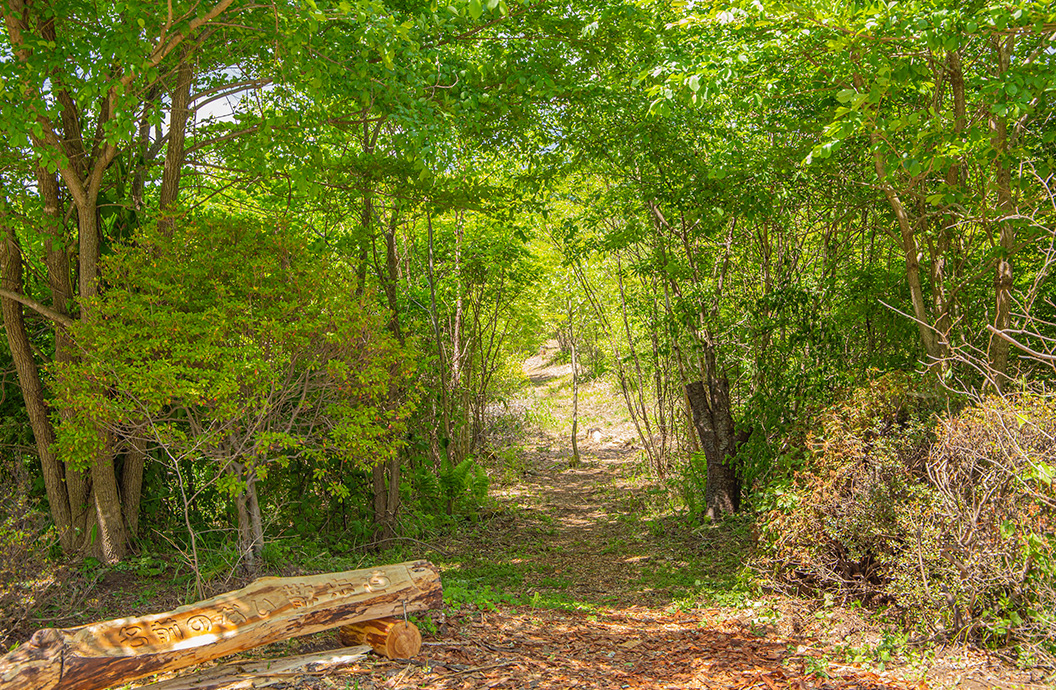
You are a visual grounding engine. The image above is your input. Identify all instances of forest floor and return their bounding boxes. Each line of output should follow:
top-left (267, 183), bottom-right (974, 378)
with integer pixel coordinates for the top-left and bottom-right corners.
top-left (291, 343), bottom-right (1048, 690)
top-left (5, 344), bottom-right (1051, 689)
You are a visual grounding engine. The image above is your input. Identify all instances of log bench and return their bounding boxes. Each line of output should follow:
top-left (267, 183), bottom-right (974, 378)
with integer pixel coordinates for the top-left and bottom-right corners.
top-left (0, 560), bottom-right (442, 690)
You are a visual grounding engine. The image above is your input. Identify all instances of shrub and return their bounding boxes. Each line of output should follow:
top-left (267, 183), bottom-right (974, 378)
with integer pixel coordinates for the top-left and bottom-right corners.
top-left (758, 371), bottom-right (938, 604)
top-left (758, 373), bottom-right (1056, 663)
top-left (923, 394), bottom-right (1055, 658)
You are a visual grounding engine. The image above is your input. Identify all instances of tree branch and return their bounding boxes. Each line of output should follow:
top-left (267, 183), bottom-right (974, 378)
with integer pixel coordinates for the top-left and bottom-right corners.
top-left (0, 288), bottom-right (74, 329)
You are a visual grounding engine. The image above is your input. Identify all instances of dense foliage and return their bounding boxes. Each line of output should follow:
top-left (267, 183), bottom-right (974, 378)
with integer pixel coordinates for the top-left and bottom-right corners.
top-left (0, 0), bottom-right (1053, 664)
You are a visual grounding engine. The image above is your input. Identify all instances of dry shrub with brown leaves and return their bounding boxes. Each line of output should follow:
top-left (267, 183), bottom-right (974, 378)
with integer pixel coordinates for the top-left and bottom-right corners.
top-left (921, 394), bottom-right (1056, 662)
top-left (758, 374), bottom-right (1056, 664)
top-left (759, 372), bottom-right (938, 604)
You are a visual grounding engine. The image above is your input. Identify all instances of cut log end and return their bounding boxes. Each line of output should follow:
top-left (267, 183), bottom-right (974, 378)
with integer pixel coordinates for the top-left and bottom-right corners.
top-left (339, 617), bottom-right (422, 659)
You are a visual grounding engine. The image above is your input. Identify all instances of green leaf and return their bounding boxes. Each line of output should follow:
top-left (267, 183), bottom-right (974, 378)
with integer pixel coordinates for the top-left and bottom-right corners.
top-left (688, 74), bottom-right (700, 92)
top-left (468, 0), bottom-right (482, 19)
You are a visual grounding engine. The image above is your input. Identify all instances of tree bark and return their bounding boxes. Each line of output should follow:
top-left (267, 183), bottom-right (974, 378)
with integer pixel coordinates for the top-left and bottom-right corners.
top-left (988, 35), bottom-right (1016, 391)
top-left (372, 459), bottom-right (400, 546)
top-left (568, 298), bottom-right (580, 468)
top-left (35, 164), bottom-right (93, 549)
top-left (121, 436), bottom-right (148, 538)
top-left (0, 225), bottom-right (73, 547)
top-left (158, 56), bottom-right (194, 235)
top-left (232, 462), bottom-right (264, 573)
top-left (684, 345), bottom-right (749, 519)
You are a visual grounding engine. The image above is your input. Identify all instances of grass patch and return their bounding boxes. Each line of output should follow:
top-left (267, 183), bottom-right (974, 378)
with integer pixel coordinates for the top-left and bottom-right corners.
top-left (636, 514), bottom-right (759, 608)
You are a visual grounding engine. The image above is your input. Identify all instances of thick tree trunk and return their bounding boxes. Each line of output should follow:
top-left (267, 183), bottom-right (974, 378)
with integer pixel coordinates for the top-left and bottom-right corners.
top-left (684, 346), bottom-right (749, 519)
top-left (74, 190), bottom-right (127, 563)
top-left (36, 166), bottom-right (93, 547)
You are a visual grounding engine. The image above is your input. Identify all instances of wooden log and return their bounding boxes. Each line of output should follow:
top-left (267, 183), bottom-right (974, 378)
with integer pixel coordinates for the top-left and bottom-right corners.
top-left (139, 645), bottom-right (372, 690)
top-left (0, 560), bottom-right (441, 690)
top-left (338, 616), bottom-right (422, 659)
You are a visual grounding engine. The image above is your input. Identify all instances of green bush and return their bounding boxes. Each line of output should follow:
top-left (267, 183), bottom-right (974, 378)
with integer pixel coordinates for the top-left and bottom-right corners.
top-left (406, 455), bottom-right (489, 525)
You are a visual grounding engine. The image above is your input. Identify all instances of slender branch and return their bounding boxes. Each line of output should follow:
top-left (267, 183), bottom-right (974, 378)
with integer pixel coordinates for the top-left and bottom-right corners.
top-left (0, 288), bottom-right (74, 328)
top-left (986, 325), bottom-right (1056, 364)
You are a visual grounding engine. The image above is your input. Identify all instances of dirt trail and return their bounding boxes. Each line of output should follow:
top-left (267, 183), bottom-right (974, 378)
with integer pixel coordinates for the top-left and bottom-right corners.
top-left (308, 346), bottom-right (928, 688)
top-left (500, 342), bottom-right (665, 605)
top-left (336, 345), bottom-right (1037, 690)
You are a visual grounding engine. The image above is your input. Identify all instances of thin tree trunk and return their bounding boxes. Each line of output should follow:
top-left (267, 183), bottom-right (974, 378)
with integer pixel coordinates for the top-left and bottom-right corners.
top-left (425, 211), bottom-right (452, 458)
top-left (381, 207), bottom-right (404, 343)
top-left (372, 461), bottom-right (397, 546)
top-left (615, 253), bottom-right (659, 468)
top-left (158, 56), bottom-right (194, 234)
top-left (568, 298), bottom-right (580, 468)
top-left (988, 35), bottom-right (1016, 390)
top-left (853, 72), bottom-right (943, 365)
top-left (122, 436), bottom-right (148, 538)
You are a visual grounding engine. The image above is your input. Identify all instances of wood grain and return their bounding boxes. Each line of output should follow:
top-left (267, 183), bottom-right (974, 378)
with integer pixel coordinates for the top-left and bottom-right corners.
top-left (339, 616), bottom-right (422, 658)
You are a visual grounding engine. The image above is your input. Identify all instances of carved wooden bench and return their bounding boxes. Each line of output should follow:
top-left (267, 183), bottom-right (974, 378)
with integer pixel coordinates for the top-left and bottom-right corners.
top-left (0, 560), bottom-right (442, 690)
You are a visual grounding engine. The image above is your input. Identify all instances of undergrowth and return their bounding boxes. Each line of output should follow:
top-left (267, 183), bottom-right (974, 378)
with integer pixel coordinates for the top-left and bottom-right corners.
top-left (754, 371), bottom-right (1056, 666)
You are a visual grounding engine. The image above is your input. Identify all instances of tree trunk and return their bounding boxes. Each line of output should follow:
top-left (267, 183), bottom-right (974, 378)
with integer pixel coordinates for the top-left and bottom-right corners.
top-left (158, 56), bottom-right (194, 234)
top-left (0, 225), bottom-right (73, 547)
top-left (74, 186), bottom-right (127, 563)
top-left (380, 206), bottom-right (404, 343)
top-left (853, 72), bottom-right (943, 365)
top-left (988, 35), bottom-right (1016, 391)
top-left (121, 436), bottom-right (148, 538)
top-left (233, 463), bottom-right (263, 573)
top-left (684, 345), bottom-right (749, 519)
top-left (425, 211), bottom-right (452, 460)
top-left (372, 459), bottom-right (399, 546)
top-left (37, 165), bottom-right (93, 549)
top-left (568, 299), bottom-right (580, 468)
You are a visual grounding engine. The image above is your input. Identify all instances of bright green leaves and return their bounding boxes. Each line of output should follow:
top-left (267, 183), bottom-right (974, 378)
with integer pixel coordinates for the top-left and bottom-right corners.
top-left (468, 0), bottom-right (482, 19)
top-left (55, 216), bottom-right (418, 480)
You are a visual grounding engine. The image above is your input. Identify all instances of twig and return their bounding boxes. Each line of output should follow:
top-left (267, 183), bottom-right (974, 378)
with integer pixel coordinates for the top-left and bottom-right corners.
top-left (450, 660), bottom-right (514, 675)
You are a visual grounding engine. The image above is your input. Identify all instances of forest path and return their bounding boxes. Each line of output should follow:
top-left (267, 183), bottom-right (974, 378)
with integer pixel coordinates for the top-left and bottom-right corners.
top-left (492, 340), bottom-right (664, 606)
top-left (327, 344), bottom-right (928, 689)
